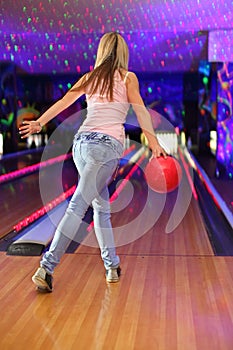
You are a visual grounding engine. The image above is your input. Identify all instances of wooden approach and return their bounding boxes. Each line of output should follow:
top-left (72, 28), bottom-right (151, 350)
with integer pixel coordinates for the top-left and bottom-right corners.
top-left (1, 197), bottom-right (233, 349)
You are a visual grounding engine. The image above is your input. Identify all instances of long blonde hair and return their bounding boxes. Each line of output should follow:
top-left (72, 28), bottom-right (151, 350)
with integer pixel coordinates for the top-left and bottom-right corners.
top-left (72, 32), bottom-right (129, 101)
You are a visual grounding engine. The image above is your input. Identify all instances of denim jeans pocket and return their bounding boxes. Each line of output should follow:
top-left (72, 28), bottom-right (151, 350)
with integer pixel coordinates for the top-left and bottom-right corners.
top-left (85, 142), bottom-right (118, 164)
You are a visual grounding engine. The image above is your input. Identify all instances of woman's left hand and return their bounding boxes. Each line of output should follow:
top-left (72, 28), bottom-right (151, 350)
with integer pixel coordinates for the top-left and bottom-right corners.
top-left (19, 121), bottom-right (42, 138)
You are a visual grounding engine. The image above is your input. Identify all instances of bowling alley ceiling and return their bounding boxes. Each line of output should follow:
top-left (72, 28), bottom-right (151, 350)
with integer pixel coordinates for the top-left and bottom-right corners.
top-left (1, 0), bottom-right (233, 73)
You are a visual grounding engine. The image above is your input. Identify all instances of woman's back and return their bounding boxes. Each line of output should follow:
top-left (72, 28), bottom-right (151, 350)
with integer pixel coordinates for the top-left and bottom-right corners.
top-left (78, 70), bottom-right (130, 144)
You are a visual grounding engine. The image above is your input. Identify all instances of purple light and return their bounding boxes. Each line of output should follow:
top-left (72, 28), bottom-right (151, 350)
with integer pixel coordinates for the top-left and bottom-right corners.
top-left (2, 1), bottom-right (233, 73)
top-left (209, 30), bottom-right (233, 62)
top-left (216, 62), bottom-right (233, 178)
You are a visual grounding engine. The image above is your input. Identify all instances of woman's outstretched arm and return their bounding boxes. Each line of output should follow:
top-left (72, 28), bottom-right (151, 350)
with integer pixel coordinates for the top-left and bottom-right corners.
top-left (19, 75), bottom-right (87, 138)
top-left (126, 72), bottom-right (167, 158)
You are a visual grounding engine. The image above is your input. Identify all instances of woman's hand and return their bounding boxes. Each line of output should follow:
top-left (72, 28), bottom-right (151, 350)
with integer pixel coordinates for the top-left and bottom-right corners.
top-left (19, 121), bottom-right (42, 138)
top-left (152, 143), bottom-right (167, 158)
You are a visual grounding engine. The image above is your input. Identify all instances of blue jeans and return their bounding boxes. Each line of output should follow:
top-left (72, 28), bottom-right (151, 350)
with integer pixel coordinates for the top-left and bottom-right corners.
top-left (41, 132), bottom-right (124, 274)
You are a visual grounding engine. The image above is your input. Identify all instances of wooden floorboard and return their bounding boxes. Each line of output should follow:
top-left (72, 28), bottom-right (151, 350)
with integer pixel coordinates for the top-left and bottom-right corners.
top-left (77, 196), bottom-right (214, 257)
top-left (0, 158), bottom-right (231, 349)
top-left (1, 252), bottom-right (233, 350)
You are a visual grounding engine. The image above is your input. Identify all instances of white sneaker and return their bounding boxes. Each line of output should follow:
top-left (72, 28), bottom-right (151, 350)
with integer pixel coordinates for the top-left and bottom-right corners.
top-left (32, 267), bottom-right (53, 292)
top-left (106, 267), bottom-right (121, 283)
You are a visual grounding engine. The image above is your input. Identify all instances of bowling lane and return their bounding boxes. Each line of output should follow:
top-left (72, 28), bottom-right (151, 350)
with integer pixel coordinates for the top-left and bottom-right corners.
top-left (1, 142), bottom-right (218, 258)
top-left (0, 147), bottom-right (44, 174)
top-left (0, 157), bottom-right (78, 239)
top-left (0, 144), bottom-right (138, 241)
top-left (77, 151), bottom-right (214, 257)
top-left (0, 144), bottom-right (67, 180)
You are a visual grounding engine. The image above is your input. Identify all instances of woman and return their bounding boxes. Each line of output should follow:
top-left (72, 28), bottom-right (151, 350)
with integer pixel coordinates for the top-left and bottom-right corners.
top-left (19, 32), bottom-right (166, 292)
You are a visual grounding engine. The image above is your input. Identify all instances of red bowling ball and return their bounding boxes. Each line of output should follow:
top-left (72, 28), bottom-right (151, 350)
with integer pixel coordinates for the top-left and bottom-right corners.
top-left (144, 156), bottom-right (182, 193)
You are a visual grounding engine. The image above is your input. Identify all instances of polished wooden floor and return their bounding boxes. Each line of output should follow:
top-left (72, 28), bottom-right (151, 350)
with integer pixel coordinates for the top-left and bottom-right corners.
top-left (1, 192), bottom-right (233, 350)
top-left (1, 146), bottom-right (233, 349)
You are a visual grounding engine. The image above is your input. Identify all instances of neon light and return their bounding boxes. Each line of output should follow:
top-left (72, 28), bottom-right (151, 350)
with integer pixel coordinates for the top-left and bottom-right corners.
top-left (110, 154), bottom-right (146, 203)
top-left (178, 148), bottom-right (198, 200)
top-left (184, 148), bottom-right (233, 229)
top-left (11, 146), bottom-right (134, 233)
top-left (13, 185), bottom-right (76, 232)
top-left (121, 143), bottom-right (135, 157)
top-left (0, 153), bottom-right (72, 184)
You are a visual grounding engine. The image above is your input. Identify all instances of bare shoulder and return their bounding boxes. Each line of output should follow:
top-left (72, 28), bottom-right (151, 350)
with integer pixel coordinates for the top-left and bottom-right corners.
top-left (70, 72), bottom-right (89, 94)
top-left (125, 71), bottom-right (137, 80)
top-left (125, 71), bottom-right (139, 89)
top-left (125, 72), bottom-right (144, 104)
top-left (120, 69), bottom-right (136, 82)
top-left (77, 72), bottom-right (89, 86)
